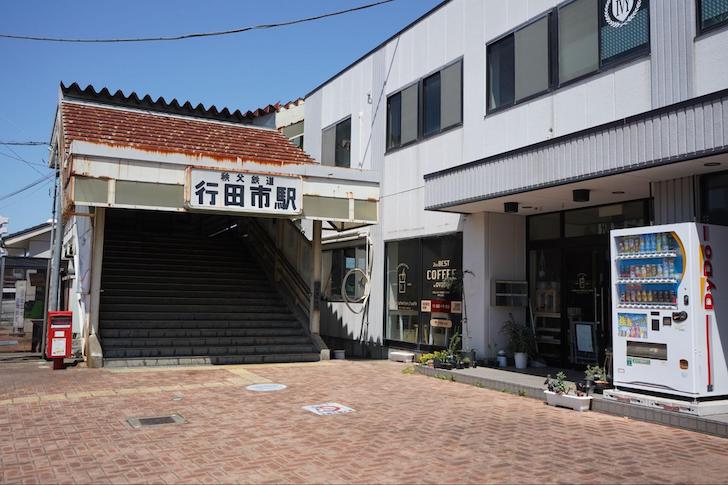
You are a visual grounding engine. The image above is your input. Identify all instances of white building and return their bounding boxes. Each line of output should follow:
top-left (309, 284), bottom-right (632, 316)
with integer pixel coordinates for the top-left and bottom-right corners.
top-left (305, 0), bottom-right (728, 365)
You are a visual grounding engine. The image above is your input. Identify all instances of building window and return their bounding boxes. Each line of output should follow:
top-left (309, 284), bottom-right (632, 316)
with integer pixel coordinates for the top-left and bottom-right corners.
top-left (386, 59), bottom-right (462, 151)
top-left (422, 72), bottom-right (441, 137)
top-left (487, 0), bottom-right (649, 112)
top-left (698, 0), bottom-right (728, 34)
top-left (558, 0), bottom-right (650, 84)
top-left (558, 0), bottom-right (599, 83)
top-left (487, 35), bottom-right (515, 111)
top-left (488, 14), bottom-right (552, 112)
top-left (324, 246), bottom-right (367, 300)
top-left (321, 117), bottom-right (351, 167)
top-left (701, 170), bottom-right (728, 226)
top-left (385, 233), bottom-right (462, 349)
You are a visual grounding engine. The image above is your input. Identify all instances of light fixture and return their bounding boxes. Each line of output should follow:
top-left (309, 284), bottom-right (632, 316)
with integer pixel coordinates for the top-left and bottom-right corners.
top-left (573, 189), bottom-right (590, 202)
top-left (705, 162), bottom-right (721, 167)
top-left (504, 202), bottom-right (519, 213)
top-left (612, 191), bottom-right (625, 195)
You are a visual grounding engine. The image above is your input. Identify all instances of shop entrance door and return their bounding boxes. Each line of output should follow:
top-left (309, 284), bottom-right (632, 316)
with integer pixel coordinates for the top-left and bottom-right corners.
top-left (563, 245), bottom-right (610, 365)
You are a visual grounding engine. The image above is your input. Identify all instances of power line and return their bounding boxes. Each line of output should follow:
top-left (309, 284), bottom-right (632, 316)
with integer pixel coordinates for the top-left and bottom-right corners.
top-left (0, 141), bottom-right (48, 146)
top-left (0, 174), bottom-right (54, 202)
top-left (0, 0), bottom-right (396, 43)
top-left (0, 150), bottom-right (48, 168)
top-left (0, 143), bottom-right (46, 175)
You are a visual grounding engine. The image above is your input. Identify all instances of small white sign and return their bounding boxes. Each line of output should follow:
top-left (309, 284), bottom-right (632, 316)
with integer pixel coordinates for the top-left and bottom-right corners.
top-left (246, 383), bottom-right (287, 392)
top-left (187, 168), bottom-right (302, 216)
top-left (13, 281), bottom-right (26, 334)
top-left (420, 300), bottom-right (431, 312)
top-left (51, 338), bottom-right (66, 357)
top-left (303, 402), bottom-right (355, 416)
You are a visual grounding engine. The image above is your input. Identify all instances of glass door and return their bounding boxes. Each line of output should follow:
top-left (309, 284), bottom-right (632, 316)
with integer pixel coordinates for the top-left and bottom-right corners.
top-left (564, 245), bottom-right (610, 364)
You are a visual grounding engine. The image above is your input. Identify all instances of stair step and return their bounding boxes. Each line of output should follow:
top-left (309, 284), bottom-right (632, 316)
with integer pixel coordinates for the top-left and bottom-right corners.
top-left (102, 352), bottom-right (320, 367)
top-left (100, 296), bottom-right (285, 306)
top-left (100, 311), bottom-right (294, 321)
top-left (101, 282), bottom-right (278, 292)
top-left (99, 320), bottom-right (302, 329)
top-left (100, 289), bottom-right (280, 299)
top-left (103, 344), bottom-right (317, 359)
top-left (100, 304), bottom-right (288, 313)
top-left (102, 253), bottom-right (249, 265)
top-left (102, 274), bottom-right (267, 284)
top-left (102, 336), bottom-right (311, 348)
top-left (100, 327), bottom-right (306, 338)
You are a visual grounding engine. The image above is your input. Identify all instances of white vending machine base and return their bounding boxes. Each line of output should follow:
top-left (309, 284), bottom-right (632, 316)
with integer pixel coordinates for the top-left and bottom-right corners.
top-left (604, 388), bottom-right (728, 416)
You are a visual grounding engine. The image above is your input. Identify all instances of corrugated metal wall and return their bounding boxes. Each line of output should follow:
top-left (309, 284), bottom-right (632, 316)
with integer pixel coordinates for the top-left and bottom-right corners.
top-left (651, 0), bottom-right (695, 108)
top-left (652, 176), bottom-right (697, 224)
top-left (425, 91), bottom-right (728, 210)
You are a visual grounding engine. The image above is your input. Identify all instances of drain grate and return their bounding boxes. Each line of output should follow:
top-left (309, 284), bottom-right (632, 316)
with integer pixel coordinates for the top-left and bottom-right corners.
top-left (127, 414), bottom-right (185, 429)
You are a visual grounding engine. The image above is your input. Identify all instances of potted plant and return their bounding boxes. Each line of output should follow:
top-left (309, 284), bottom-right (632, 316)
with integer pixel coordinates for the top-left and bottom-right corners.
top-left (544, 372), bottom-right (593, 412)
top-left (462, 356), bottom-right (472, 368)
top-left (584, 364), bottom-right (611, 393)
top-left (500, 313), bottom-right (535, 369)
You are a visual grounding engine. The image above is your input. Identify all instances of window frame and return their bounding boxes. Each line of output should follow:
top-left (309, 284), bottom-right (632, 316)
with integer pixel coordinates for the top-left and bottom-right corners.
top-left (486, 11), bottom-right (556, 115)
top-left (485, 0), bottom-right (651, 116)
top-left (696, 0), bottom-right (728, 36)
top-left (323, 244), bottom-right (367, 302)
top-left (321, 115), bottom-right (352, 168)
top-left (385, 57), bottom-right (464, 154)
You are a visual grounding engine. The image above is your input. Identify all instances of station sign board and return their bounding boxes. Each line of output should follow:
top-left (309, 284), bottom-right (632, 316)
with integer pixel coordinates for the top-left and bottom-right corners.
top-left (186, 168), bottom-right (302, 216)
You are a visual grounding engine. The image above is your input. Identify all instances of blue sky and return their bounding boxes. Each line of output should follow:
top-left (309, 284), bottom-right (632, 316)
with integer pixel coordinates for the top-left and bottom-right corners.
top-left (0, 0), bottom-right (441, 234)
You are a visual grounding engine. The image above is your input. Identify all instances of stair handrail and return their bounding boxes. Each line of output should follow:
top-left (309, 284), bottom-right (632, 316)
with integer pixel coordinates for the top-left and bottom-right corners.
top-left (245, 219), bottom-right (311, 323)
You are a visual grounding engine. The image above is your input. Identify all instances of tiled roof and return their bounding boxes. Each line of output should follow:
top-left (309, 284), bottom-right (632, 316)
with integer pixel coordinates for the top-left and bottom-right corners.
top-left (60, 100), bottom-right (316, 165)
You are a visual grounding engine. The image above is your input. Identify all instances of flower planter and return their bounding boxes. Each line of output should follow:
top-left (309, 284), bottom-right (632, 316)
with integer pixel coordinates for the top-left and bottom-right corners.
top-left (544, 390), bottom-right (593, 412)
top-left (514, 352), bottom-right (528, 369)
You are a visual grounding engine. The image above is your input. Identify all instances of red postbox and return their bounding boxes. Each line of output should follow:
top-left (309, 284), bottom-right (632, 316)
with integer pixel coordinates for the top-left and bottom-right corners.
top-left (46, 311), bottom-right (72, 370)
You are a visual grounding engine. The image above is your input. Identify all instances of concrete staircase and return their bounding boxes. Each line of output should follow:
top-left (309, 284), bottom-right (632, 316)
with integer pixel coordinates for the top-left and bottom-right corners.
top-left (98, 222), bottom-right (319, 366)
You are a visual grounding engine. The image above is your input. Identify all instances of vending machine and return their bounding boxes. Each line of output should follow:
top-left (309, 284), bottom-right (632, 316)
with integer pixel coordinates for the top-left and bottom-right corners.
top-left (609, 222), bottom-right (728, 405)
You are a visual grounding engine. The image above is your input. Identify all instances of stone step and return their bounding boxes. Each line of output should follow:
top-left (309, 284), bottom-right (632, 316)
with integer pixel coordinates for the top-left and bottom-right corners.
top-left (99, 319), bottom-right (302, 329)
top-left (101, 311), bottom-right (294, 321)
top-left (100, 296), bottom-right (285, 306)
top-left (102, 352), bottom-right (320, 367)
top-left (101, 282), bottom-right (277, 292)
top-left (100, 303), bottom-right (287, 313)
top-left (102, 335), bottom-right (311, 348)
top-left (103, 343), bottom-right (318, 359)
top-left (101, 274), bottom-right (267, 284)
top-left (100, 326), bottom-right (306, 339)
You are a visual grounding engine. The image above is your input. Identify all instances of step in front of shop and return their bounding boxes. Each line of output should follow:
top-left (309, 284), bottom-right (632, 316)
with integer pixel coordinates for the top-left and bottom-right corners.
top-left (414, 365), bottom-right (728, 438)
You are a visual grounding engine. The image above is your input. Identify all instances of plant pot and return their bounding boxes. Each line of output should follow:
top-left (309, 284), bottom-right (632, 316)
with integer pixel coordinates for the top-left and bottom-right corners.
top-left (456, 362), bottom-right (464, 369)
top-left (497, 355), bottom-right (508, 367)
top-left (514, 352), bottom-right (528, 369)
top-left (544, 390), bottom-right (593, 412)
top-left (594, 380), bottom-right (611, 394)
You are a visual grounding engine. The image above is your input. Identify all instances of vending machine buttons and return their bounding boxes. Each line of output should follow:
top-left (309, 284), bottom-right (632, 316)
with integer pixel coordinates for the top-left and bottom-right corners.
top-left (679, 359), bottom-right (689, 370)
top-left (663, 316), bottom-right (672, 326)
top-left (652, 319), bottom-right (660, 331)
top-left (684, 295), bottom-right (689, 306)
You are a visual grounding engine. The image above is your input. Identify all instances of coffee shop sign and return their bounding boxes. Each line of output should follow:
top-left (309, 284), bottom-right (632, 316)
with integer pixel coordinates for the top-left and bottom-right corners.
top-left (604, 0), bottom-right (641, 28)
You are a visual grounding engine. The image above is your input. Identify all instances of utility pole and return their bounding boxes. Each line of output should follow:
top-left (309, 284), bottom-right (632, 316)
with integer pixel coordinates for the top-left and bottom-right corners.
top-left (48, 170), bottom-right (62, 312)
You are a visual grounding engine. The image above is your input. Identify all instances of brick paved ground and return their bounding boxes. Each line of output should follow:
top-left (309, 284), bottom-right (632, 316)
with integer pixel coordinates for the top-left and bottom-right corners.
top-left (1, 359), bottom-right (727, 484)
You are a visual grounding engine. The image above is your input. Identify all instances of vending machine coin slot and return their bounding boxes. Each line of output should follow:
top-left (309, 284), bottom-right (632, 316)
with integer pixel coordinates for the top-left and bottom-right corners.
top-left (652, 319), bottom-right (660, 331)
top-left (672, 311), bottom-right (688, 322)
top-left (684, 295), bottom-right (689, 306)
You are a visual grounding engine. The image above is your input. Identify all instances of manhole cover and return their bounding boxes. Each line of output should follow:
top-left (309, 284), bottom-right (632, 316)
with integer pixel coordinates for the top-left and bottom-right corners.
top-left (246, 383), bottom-right (287, 392)
top-left (127, 414), bottom-right (185, 429)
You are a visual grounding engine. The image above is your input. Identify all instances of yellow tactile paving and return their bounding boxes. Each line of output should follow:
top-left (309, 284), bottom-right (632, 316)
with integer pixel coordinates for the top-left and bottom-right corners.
top-left (1, 366), bottom-right (270, 407)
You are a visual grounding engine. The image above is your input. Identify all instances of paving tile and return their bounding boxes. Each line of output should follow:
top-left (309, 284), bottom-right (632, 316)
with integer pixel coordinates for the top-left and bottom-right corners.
top-left (1, 359), bottom-right (728, 484)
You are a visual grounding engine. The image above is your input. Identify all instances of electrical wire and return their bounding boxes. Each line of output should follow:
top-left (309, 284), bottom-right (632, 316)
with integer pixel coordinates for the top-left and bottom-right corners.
top-left (0, 0), bottom-right (396, 43)
top-left (0, 174), bottom-right (54, 202)
top-left (0, 150), bottom-right (48, 168)
top-left (0, 141), bottom-right (48, 146)
top-left (0, 143), bottom-right (46, 176)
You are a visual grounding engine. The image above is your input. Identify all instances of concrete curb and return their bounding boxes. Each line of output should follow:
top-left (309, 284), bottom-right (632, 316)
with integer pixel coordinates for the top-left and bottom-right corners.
top-left (415, 365), bottom-right (728, 439)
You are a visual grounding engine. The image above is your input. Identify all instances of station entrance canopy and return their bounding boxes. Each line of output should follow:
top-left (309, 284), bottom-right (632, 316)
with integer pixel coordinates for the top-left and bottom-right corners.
top-left (52, 84), bottom-right (378, 227)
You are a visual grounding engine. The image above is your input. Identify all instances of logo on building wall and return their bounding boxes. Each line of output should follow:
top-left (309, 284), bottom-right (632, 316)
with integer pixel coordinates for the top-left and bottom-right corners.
top-left (604, 0), bottom-right (642, 28)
